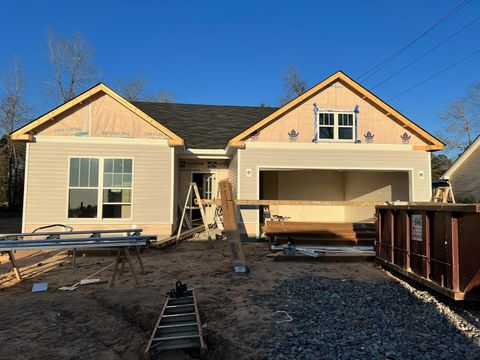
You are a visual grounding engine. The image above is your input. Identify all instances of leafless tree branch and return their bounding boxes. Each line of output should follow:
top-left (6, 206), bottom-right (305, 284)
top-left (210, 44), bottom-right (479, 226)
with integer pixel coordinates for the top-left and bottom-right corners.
top-left (46, 29), bottom-right (97, 104)
top-left (438, 84), bottom-right (480, 154)
top-left (279, 64), bottom-right (307, 105)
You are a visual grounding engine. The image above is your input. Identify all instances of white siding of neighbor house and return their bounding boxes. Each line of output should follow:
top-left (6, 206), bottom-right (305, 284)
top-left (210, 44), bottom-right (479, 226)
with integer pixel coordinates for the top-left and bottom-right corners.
top-left (447, 143), bottom-right (480, 202)
top-left (23, 138), bottom-right (174, 235)
top-left (237, 142), bottom-right (431, 237)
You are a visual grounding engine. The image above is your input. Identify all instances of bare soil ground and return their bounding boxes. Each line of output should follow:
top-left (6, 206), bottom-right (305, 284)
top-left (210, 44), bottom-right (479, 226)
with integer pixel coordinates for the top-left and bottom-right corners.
top-left (0, 234), bottom-right (386, 360)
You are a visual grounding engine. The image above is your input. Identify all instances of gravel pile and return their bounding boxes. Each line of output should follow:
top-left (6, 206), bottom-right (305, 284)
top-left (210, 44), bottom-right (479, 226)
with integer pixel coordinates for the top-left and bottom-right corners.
top-left (252, 275), bottom-right (480, 360)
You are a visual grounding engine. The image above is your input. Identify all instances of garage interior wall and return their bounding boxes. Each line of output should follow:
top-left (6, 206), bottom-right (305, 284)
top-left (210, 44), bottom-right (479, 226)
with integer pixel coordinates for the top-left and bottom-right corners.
top-left (260, 170), bottom-right (409, 222)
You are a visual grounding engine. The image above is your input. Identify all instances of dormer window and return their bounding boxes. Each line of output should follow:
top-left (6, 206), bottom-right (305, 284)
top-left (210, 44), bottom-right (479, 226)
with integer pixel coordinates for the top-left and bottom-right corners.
top-left (317, 111), bottom-right (354, 141)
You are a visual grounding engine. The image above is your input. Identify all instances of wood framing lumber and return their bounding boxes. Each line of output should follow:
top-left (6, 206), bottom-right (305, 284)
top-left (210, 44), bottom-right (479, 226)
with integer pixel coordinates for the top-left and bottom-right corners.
top-left (151, 225), bottom-right (205, 249)
top-left (199, 199), bottom-right (385, 206)
top-left (218, 180), bottom-right (248, 273)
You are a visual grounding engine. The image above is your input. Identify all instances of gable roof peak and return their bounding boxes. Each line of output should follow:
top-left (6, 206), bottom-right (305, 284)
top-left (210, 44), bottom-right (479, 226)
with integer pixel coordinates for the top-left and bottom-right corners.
top-left (228, 70), bottom-right (444, 151)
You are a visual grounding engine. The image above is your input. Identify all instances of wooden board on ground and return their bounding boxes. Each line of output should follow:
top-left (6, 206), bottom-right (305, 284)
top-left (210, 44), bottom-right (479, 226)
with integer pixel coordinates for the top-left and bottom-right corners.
top-left (150, 225), bottom-right (205, 249)
top-left (272, 252), bottom-right (375, 262)
top-left (218, 180), bottom-right (248, 273)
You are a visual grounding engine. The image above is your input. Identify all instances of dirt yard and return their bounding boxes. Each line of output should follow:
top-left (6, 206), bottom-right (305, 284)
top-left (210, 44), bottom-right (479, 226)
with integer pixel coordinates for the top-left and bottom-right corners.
top-left (0, 216), bottom-right (477, 359)
top-left (0, 237), bottom-right (387, 360)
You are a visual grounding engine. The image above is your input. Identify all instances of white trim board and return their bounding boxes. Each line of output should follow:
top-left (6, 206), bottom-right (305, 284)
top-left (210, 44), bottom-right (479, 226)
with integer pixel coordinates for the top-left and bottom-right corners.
top-left (21, 142), bottom-right (30, 233)
top-left (170, 147), bottom-right (175, 224)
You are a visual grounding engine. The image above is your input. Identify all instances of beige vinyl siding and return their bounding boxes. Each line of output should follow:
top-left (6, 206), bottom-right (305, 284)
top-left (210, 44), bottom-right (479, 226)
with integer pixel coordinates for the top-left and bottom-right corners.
top-left (449, 144), bottom-right (480, 201)
top-left (237, 143), bottom-right (431, 237)
top-left (228, 151), bottom-right (238, 199)
top-left (24, 139), bottom-right (173, 232)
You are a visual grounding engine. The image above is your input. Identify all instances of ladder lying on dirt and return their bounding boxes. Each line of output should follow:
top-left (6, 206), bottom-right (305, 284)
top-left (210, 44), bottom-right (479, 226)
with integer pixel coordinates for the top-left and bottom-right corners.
top-left (144, 283), bottom-right (206, 359)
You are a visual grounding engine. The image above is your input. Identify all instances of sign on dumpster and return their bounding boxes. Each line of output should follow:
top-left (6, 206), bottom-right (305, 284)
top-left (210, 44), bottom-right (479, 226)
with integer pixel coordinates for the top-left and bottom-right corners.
top-left (411, 215), bottom-right (423, 241)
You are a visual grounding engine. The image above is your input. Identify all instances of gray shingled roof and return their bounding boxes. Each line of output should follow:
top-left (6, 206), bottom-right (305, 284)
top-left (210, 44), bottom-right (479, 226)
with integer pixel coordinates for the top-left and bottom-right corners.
top-left (132, 102), bottom-right (278, 149)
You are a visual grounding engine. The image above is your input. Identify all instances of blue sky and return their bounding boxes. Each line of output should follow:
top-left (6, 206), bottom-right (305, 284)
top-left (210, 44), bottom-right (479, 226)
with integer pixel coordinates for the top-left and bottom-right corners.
top-left (1, 0), bottom-right (479, 136)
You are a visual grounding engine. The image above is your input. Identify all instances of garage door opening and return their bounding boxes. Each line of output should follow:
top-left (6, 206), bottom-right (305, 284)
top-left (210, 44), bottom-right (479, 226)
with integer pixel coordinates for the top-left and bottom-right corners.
top-left (259, 169), bottom-right (410, 223)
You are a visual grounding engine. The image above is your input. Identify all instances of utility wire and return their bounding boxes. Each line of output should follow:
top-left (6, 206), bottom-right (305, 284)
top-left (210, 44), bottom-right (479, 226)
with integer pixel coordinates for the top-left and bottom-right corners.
top-left (356, 0), bottom-right (472, 82)
top-left (388, 48), bottom-right (480, 101)
top-left (372, 14), bottom-right (480, 90)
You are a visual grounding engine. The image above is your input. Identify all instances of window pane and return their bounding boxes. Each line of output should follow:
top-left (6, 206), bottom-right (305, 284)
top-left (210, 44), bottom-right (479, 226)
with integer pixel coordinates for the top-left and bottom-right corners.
top-left (68, 189), bottom-right (98, 218)
top-left (123, 173), bottom-right (132, 187)
top-left (339, 127), bottom-right (353, 140)
top-left (89, 159), bottom-right (99, 187)
top-left (79, 158), bottom-right (90, 187)
top-left (104, 173), bottom-right (113, 187)
top-left (69, 158), bottom-right (79, 187)
top-left (103, 204), bottom-right (131, 219)
top-left (348, 114), bottom-right (353, 126)
top-left (103, 189), bottom-right (131, 203)
top-left (319, 113), bottom-right (334, 126)
top-left (113, 174), bottom-right (123, 187)
top-left (104, 159), bottom-right (113, 173)
top-left (319, 127), bottom-right (334, 139)
top-left (124, 159), bottom-right (132, 174)
top-left (114, 159), bottom-right (123, 173)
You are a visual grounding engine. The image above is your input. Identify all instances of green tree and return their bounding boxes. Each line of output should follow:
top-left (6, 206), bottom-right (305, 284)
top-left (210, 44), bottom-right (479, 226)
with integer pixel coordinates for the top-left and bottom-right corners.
top-left (431, 154), bottom-right (453, 180)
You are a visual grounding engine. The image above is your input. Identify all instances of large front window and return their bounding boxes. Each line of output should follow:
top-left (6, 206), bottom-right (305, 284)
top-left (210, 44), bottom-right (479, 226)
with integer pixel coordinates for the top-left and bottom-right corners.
top-left (69, 158), bottom-right (99, 218)
top-left (318, 112), bottom-right (355, 141)
top-left (103, 159), bottom-right (132, 219)
top-left (68, 157), bottom-right (133, 219)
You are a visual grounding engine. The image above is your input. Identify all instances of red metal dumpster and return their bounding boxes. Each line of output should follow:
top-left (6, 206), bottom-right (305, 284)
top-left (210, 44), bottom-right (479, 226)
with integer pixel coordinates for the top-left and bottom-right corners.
top-left (375, 203), bottom-right (480, 300)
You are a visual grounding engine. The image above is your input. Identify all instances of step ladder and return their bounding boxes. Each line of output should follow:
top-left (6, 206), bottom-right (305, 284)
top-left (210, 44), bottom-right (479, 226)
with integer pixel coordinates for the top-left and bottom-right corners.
top-left (144, 289), bottom-right (206, 359)
top-left (176, 182), bottom-right (212, 245)
top-left (433, 186), bottom-right (455, 203)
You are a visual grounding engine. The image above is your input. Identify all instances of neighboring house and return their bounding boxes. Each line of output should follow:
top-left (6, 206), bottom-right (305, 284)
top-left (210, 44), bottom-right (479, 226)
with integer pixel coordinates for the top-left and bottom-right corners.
top-left (442, 135), bottom-right (480, 202)
top-left (11, 71), bottom-right (444, 239)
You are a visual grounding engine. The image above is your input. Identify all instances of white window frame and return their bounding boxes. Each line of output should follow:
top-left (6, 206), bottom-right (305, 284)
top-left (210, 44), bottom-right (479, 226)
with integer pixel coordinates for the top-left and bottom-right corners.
top-left (317, 111), bottom-right (355, 142)
top-left (67, 156), bottom-right (134, 221)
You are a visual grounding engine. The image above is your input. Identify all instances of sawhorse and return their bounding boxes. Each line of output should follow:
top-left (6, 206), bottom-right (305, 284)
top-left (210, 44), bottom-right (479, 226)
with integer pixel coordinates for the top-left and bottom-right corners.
top-left (109, 246), bottom-right (146, 287)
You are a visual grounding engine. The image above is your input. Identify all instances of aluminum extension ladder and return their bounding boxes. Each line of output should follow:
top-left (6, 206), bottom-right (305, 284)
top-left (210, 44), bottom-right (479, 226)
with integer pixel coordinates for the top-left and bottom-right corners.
top-left (144, 289), bottom-right (206, 359)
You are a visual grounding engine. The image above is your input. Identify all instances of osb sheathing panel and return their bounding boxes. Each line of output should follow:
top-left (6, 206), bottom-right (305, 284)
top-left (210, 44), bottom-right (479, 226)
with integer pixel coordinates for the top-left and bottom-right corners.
top-left (246, 81), bottom-right (427, 146)
top-left (177, 160), bottom-right (229, 222)
top-left (36, 92), bottom-right (169, 139)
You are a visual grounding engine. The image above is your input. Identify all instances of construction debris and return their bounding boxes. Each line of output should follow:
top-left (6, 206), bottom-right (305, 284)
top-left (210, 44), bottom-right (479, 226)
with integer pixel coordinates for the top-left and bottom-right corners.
top-left (59, 262), bottom-right (115, 291)
top-left (273, 310), bottom-right (293, 324)
top-left (270, 244), bottom-right (375, 262)
top-left (32, 283), bottom-right (48, 292)
top-left (144, 281), bottom-right (206, 359)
